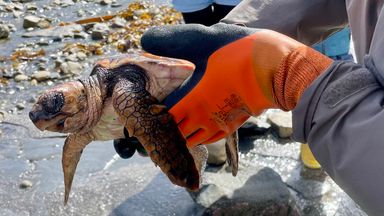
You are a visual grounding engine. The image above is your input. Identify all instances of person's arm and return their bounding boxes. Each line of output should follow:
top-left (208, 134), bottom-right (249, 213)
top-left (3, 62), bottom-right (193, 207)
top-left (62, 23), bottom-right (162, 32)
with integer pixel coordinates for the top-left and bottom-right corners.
top-left (141, 23), bottom-right (384, 214)
top-left (222, 0), bottom-right (348, 45)
top-left (293, 58), bottom-right (384, 215)
top-left (141, 23), bottom-right (332, 147)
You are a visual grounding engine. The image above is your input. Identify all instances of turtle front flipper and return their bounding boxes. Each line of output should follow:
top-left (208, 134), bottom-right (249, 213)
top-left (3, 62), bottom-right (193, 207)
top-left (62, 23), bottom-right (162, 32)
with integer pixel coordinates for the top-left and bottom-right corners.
top-left (62, 133), bottom-right (92, 205)
top-left (112, 78), bottom-right (203, 190)
top-left (225, 131), bottom-right (239, 176)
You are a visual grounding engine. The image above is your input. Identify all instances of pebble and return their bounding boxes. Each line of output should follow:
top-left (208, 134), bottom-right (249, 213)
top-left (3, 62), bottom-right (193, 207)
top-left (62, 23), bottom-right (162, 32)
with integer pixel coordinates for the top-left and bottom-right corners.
top-left (111, 2), bottom-right (122, 7)
top-left (54, 0), bottom-right (74, 7)
top-left (55, 59), bottom-right (64, 68)
top-left (16, 103), bottom-right (25, 110)
top-left (60, 61), bottom-right (83, 75)
top-left (26, 3), bottom-right (38, 11)
top-left (111, 17), bottom-right (126, 28)
top-left (31, 70), bottom-right (51, 81)
top-left (37, 19), bottom-right (51, 29)
top-left (77, 9), bottom-right (86, 17)
top-left (76, 52), bottom-right (87, 61)
top-left (91, 23), bottom-right (110, 40)
top-left (267, 111), bottom-right (293, 139)
top-left (36, 40), bottom-right (49, 46)
top-left (14, 74), bottom-right (28, 82)
top-left (30, 79), bottom-right (38, 86)
top-left (7, 24), bottom-right (16, 32)
top-left (13, 11), bottom-right (22, 18)
top-left (66, 54), bottom-right (78, 62)
top-left (19, 180), bottom-right (33, 189)
top-left (0, 24), bottom-right (10, 39)
top-left (37, 63), bottom-right (46, 70)
top-left (73, 32), bottom-right (88, 39)
top-left (23, 15), bottom-right (41, 29)
top-left (99, 0), bottom-right (112, 5)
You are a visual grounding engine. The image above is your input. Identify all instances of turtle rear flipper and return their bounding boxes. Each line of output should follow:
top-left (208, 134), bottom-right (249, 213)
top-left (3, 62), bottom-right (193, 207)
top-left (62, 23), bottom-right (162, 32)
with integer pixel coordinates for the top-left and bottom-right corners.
top-left (225, 131), bottom-right (239, 176)
top-left (112, 78), bottom-right (204, 190)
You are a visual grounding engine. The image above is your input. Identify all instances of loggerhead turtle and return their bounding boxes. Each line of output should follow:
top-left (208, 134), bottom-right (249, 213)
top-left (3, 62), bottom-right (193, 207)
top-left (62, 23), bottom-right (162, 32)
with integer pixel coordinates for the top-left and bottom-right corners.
top-left (29, 51), bottom-right (238, 204)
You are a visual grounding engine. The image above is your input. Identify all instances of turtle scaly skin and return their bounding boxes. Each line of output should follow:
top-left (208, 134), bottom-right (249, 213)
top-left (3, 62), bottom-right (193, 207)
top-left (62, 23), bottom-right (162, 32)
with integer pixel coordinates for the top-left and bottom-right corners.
top-left (111, 72), bottom-right (200, 188)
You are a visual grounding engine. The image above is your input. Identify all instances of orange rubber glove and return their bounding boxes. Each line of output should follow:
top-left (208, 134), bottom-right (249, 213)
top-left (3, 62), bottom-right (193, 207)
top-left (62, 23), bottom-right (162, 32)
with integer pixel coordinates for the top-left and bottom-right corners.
top-left (141, 23), bottom-right (332, 147)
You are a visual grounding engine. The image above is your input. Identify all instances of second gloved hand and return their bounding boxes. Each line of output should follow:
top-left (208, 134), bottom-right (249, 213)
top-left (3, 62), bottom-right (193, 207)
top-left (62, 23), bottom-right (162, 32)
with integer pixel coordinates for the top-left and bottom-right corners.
top-left (141, 23), bottom-right (333, 147)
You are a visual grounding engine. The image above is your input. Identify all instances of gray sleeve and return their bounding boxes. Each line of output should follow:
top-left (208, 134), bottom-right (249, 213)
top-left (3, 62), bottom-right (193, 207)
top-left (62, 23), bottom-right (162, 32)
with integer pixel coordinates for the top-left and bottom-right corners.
top-left (292, 60), bottom-right (384, 215)
top-left (221, 0), bottom-right (348, 45)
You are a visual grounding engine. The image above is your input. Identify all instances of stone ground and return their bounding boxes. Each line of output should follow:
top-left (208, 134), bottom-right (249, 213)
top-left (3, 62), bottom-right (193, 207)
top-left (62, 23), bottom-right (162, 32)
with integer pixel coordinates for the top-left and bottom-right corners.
top-left (0, 109), bottom-right (367, 216)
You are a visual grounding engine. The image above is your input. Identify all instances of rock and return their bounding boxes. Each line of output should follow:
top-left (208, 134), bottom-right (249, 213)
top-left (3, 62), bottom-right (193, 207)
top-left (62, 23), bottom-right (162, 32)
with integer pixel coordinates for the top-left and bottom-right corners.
top-left (22, 24), bottom-right (82, 38)
top-left (111, 1), bottom-right (122, 7)
top-left (14, 74), bottom-right (28, 82)
top-left (99, 0), bottom-right (111, 5)
top-left (37, 63), bottom-right (46, 70)
top-left (54, 0), bottom-right (74, 7)
top-left (19, 180), bottom-right (33, 189)
top-left (23, 15), bottom-right (41, 29)
top-left (16, 103), bottom-right (25, 110)
top-left (76, 52), bottom-right (87, 61)
top-left (65, 54), bottom-right (78, 62)
top-left (91, 23), bottom-right (109, 40)
top-left (267, 111), bottom-right (293, 139)
top-left (31, 70), bottom-right (51, 81)
top-left (200, 167), bottom-right (301, 215)
top-left (36, 40), bottom-right (49, 46)
top-left (7, 24), bottom-right (16, 32)
top-left (13, 10), bottom-right (22, 18)
top-left (60, 61), bottom-right (83, 75)
top-left (190, 184), bottom-right (227, 207)
top-left (77, 9), bottom-right (86, 17)
top-left (0, 24), bottom-right (10, 39)
top-left (111, 17), bottom-right (126, 28)
top-left (37, 19), bottom-right (51, 29)
top-left (74, 31), bottom-right (88, 39)
top-left (55, 59), bottom-right (63, 68)
top-left (26, 3), bottom-right (38, 11)
top-left (30, 79), bottom-right (38, 86)
top-left (206, 139), bottom-right (227, 166)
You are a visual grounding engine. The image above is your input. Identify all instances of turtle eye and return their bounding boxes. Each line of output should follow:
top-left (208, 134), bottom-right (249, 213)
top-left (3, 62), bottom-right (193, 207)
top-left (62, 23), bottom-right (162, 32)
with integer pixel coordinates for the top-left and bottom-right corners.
top-left (42, 92), bottom-right (65, 114)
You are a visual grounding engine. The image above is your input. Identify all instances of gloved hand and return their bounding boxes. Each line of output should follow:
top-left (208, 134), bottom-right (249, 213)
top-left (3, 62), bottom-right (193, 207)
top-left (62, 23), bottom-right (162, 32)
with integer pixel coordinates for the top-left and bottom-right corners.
top-left (141, 23), bottom-right (332, 148)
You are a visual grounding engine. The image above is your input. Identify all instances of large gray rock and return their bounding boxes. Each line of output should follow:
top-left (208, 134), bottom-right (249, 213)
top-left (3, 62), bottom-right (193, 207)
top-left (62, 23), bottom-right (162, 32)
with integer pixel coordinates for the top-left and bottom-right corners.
top-left (193, 167), bottom-right (301, 215)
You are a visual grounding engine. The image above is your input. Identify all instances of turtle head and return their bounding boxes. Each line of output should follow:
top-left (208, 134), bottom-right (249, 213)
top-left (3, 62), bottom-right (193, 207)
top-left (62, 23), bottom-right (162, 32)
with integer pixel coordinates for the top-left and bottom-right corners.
top-left (29, 81), bottom-right (88, 133)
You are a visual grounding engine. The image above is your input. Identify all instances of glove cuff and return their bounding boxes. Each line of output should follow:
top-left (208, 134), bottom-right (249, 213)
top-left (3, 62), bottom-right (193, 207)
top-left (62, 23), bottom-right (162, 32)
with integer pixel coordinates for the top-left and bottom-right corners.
top-left (273, 46), bottom-right (333, 111)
